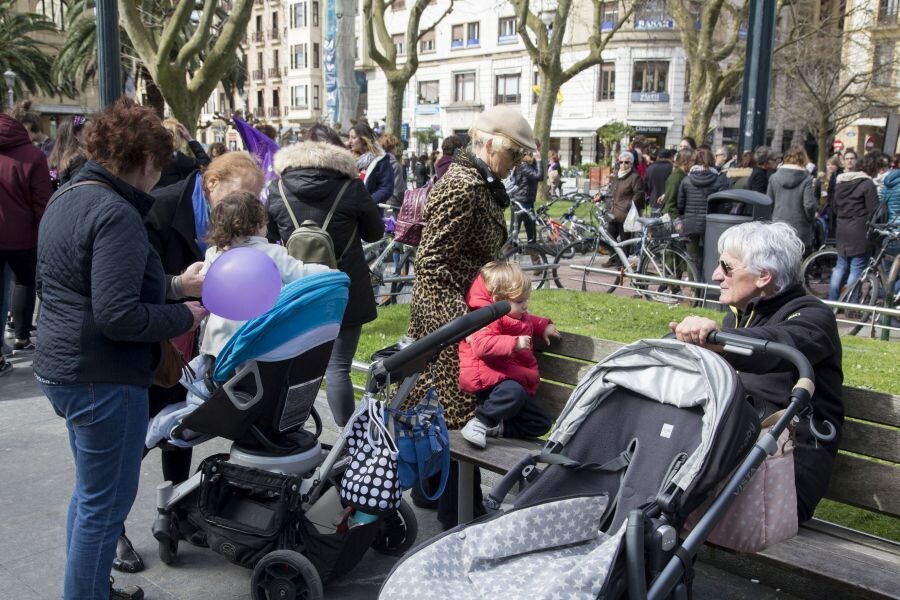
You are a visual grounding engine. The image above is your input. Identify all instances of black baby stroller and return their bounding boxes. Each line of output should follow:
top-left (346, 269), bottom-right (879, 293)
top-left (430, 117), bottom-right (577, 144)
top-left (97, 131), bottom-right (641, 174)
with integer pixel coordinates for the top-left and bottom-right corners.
top-left (380, 332), bottom-right (834, 599)
top-left (150, 270), bottom-right (512, 600)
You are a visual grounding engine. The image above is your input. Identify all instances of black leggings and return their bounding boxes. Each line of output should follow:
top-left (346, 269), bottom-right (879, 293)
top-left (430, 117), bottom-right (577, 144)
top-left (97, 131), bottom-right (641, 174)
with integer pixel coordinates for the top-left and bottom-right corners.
top-left (0, 248), bottom-right (37, 340)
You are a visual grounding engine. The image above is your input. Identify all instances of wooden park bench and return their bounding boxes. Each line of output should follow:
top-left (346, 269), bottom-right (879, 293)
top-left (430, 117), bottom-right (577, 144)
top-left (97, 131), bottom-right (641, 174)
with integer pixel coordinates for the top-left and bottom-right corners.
top-left (448, 331), bottom-right (900, 600)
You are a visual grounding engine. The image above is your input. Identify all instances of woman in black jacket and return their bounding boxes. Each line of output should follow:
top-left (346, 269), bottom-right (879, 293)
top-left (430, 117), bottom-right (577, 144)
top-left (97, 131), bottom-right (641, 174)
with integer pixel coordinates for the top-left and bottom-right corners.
top-left (34, 99), bottom-right (207, 600)
top-left (677, 147), bottom-right (728, 266)
top-left (154, 120), bottom-right (212, 189)
top-left (266, 124), bottom-right (384, 426)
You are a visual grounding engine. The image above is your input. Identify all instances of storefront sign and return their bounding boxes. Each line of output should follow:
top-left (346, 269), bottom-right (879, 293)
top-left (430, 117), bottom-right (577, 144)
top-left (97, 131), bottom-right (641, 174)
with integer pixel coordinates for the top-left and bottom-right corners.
top-left (631, 92), bottom-right (669, 103)
top-left (634, 19), bottom-right (674, 30)
top-left (633, 125), bottom-right (667, 135)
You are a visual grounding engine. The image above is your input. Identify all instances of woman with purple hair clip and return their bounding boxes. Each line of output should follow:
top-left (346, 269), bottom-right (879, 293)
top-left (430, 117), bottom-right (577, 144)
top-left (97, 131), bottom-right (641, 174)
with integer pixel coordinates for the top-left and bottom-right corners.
top-left (48, 115), bottom-right (88, 190)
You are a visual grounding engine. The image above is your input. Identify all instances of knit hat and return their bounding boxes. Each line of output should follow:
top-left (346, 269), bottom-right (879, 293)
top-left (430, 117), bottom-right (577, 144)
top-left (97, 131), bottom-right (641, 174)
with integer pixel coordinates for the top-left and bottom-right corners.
top-left (473, 106), bottom-right (538, 151)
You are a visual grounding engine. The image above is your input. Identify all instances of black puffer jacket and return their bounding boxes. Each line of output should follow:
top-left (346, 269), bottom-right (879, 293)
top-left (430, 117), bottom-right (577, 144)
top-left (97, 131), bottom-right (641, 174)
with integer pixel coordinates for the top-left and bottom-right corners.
top-left (677, 168), bottom-right (728, 235)
top-left (833, 172), bottom-right (879, 257)
top-left (720, 284), bottom-right (843, 522)
top-left (507, 158), bottom-right (543, 209)
top-left (146, 172), bottom-right (205, 281)
top-left (267, 141), bottom-right (384, 327)
top-left (34, 161), bottom-right (194, 386)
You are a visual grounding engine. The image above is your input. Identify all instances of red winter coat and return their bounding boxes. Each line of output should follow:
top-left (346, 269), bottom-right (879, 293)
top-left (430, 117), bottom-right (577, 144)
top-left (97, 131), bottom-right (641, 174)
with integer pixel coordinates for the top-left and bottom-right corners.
top-left (458, 274), bottom-right (551, 396)
top-left (0, 115), bottom-right (51, 250)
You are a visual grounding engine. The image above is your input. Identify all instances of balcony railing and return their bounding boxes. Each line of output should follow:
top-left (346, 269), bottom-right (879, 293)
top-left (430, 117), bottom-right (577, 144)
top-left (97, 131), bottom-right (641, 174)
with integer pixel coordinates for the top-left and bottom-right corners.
top-left (255, 107), bottom-right (266, 117)
top-left (290, 103), bottom-right (308, 110)
top-left (252, 69), bottom-right (264, 80)
top-left (268, 106), bottom-right (281, 117)
top-left (268, 67), bottom-right (282, 78)
top-left (251, 31), bottom-right (264, 43)
top-left (269, 28), bottom-right (280, 40)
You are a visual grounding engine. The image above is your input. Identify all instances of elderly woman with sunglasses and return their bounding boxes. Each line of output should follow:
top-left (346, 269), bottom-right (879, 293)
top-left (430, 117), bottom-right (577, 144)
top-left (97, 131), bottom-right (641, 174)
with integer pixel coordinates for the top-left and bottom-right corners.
top-left (607, 151), bottom-right (646, 243)
top-left (404, 106), bottom-right (537, 530)
top-left (669, 221), bottom-right (844, 524)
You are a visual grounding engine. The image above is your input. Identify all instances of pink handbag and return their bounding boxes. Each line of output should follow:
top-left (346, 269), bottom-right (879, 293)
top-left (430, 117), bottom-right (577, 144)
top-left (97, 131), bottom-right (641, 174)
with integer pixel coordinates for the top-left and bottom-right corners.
top-left (683, 410), bottom-right (798, 553)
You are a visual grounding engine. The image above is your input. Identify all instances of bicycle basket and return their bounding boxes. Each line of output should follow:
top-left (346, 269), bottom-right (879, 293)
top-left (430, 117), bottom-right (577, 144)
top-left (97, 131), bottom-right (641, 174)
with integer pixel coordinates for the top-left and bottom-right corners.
top-left (646, 220), bottom-right (675, 240)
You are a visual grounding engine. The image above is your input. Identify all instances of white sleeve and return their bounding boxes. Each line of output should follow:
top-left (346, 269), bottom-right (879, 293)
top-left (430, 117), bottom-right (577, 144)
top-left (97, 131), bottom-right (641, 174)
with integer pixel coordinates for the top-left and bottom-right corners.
top-left (270, 245), bottom-right (333, 283)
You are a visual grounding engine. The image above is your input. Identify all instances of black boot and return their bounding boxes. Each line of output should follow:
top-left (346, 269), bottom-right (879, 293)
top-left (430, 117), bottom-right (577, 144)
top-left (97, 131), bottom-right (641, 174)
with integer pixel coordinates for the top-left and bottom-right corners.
top-left (109, 577), bottom-right (144, 600)
top-left (112, 533), bottom-right (145, 573)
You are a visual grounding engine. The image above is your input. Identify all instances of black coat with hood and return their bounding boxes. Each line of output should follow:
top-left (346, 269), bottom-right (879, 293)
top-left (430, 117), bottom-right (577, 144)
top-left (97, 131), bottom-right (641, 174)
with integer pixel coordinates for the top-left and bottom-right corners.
top-left (767, 166), bottom-right (817, 249)
top-left (146, 172), bottom-right (205, 283)
top-left (266, 141), bottom-right (384, 327)
top-left (507, 158), bottom-right (543, 209)
top-left (833, 171), bottom-right (879, 257)
top-left (677, 168), bottom-right (728, 235)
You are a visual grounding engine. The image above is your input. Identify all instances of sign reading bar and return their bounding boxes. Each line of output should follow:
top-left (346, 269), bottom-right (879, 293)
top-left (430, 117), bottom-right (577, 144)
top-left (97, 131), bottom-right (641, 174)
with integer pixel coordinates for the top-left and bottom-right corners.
top-left (635, 19), bottom-right (674, 30)
top-left (631, 92), bottom-right (670, 103)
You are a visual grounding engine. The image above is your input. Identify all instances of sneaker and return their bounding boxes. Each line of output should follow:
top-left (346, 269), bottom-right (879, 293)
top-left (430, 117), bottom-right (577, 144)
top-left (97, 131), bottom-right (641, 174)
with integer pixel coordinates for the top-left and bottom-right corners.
top-left (12, 339), bottom-right (34, 352)
top-left (109, 577), bottom-right (144, 600)
top-left (0, 359), bottom-right (12, 377)
top-left (112, 534), bottom-right (145, 573)
top-left (461, 418), bottom-right (490, 449)
top-left (486, 421), bottom-right (503, 438)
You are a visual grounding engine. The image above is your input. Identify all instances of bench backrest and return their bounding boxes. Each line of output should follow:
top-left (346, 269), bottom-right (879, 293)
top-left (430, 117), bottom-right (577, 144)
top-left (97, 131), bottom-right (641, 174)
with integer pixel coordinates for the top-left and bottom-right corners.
top-left (534, 332), bottom-right (900, 520)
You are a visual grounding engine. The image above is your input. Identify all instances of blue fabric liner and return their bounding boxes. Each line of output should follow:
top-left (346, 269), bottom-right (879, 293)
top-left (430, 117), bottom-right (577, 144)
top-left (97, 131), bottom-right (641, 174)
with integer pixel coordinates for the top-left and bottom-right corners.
top-left (213, 271), bottom-right (350, 382)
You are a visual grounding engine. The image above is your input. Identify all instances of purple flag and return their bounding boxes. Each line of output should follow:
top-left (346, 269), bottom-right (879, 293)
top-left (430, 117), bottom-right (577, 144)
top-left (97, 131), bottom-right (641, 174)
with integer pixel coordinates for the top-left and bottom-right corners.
top-left (233, 116), bottom-right (280, 184)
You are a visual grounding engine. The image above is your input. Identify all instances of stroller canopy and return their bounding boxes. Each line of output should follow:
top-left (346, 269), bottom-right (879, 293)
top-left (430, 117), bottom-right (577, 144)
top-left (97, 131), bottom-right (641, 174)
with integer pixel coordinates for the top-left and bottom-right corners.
top-left (213, 271), bottom-right (350, 382)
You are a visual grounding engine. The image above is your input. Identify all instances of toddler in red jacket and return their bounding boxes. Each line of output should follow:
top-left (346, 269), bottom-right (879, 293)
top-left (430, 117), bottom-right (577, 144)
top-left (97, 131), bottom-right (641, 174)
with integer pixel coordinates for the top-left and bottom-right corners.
top-left (459, 261), bottom-right (560, 448)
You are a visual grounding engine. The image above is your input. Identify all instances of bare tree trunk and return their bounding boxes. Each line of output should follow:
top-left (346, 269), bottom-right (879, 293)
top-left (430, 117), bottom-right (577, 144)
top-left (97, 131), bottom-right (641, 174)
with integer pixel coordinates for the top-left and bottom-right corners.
top-left (335, 0), bottom-right (358, 130)
top-left (384, 79), bottom-right (405, 137)
top-left (817, 116), bottom-right (830, 171)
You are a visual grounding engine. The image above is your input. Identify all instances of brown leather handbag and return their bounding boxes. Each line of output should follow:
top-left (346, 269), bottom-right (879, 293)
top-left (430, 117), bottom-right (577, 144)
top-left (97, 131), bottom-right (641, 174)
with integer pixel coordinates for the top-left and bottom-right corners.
top-left (152, 339), bottom-right (186, 388)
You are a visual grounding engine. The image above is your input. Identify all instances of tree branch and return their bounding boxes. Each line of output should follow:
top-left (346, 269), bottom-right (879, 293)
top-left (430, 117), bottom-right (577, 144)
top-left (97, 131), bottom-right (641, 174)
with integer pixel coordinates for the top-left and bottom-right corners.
top-left (186, 0), bottom-right (254, 95)
top-left (176, 0), bottom-right (217, 70)
top-left (118, 0), bottom-right (159, 78)
top-left (157, 0), bottom-right (195, 73)
top-left (512, 0), bottom-right (541, 61)
top-left (562, 0), bottom-right (633, 82)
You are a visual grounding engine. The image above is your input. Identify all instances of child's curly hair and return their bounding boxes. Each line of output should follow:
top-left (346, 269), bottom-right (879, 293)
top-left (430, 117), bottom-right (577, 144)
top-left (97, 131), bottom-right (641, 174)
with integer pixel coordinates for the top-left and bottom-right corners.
top-left (480, 261), bottom-right (531, 300)
top-left (205, 191), bottom-right (267, 250)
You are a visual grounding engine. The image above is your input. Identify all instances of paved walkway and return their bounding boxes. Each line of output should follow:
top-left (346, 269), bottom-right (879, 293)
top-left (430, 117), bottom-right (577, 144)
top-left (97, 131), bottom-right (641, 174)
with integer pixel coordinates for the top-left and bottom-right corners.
top-left (0, 346), bottom-right (795, 599)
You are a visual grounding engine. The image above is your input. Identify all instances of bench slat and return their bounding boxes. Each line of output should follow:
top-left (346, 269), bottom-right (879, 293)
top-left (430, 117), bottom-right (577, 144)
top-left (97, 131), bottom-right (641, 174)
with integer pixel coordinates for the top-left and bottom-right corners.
top-left (535, 354), bottom-right (592, 386)
top-left (448, 430), bottom-right (542, 474)
top-left (826, 453), bottom-right (900, 518)
top-left (542, 332), bottom-right (623, 363)
top-left (840, 420), bottom-right (900, 463)
top-left (843, 388), bottom-right (900, 428)
top-left (534, 381), bottom-right (574, 417)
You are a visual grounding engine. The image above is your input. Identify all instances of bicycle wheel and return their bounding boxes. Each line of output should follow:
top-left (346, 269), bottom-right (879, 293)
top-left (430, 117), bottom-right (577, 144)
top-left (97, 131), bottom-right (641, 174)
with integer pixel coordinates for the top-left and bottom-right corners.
top-left (637, 245), bottom-right (701, 306)
top-left (537, 226), bottom-right (573, 258)
top-left (503, 243), bottom-right (559, 289)
top-left (387, 247), bottom-right (416, 304)
top-left (838, 272), bottom-right (880, 336)
top-left (800, 248), bottom-right (837, 299)
top-left (580, 239), bottom-right (623, 293)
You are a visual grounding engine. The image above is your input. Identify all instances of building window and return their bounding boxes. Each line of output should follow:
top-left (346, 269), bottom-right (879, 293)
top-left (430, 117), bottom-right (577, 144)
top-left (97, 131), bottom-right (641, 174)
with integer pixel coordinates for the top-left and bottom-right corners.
top-left (38, 0), bottom-right (66, 29)
top-left (467, 22), bottom-right (480, 46)
top-left (451, 22), bottom-right (480, 48)
top-left (879, 0), bottom-right (899, 24)
top-left (419, 30), bottom-right (436, 54)
top-left (291, 2), bottom-right (306, 28)
top-left (632, 60), bottom-right (668, 93)
top-left (634, 0), bottom-right (673, 30)
top-left (454, 71), bottom-right (476, 102)
top-left (313, 85), bottom-right (320, 109)
top-left (600, 2), bottom-right (617, 31)
top-left (393, 34), bottom-right (405, 56)
top-left (498, 17), bottom-right (517, 43)
top-left (873, 40), bottom-right (895, 87)
top-left (291, 44), bottom-right (307, 69)
top-left (312, 0), bottom-right (319, 26)
top-left (291, 85), bottom-right (307, 108)
top-left (598, 61), bottom-right (615, 101)
top-left (313, 43), bottom-right (320, 68)
top-left (273, 49), bottom-right (280, 71)
top-left (495, 73), bottom-right (521, 105)
top-left (418, 80), bottom-right (439, 104)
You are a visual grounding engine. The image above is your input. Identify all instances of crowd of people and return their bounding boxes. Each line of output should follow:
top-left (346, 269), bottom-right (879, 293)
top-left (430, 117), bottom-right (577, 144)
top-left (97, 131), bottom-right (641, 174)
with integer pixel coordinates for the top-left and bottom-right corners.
top-left (0, 95), bottom-right (894, 600)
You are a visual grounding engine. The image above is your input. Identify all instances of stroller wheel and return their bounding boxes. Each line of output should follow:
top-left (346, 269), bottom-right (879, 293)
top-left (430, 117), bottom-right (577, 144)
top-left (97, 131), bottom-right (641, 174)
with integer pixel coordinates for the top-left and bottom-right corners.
top-left (158, 536), bottom-right (178, 565)
top-left (371, 499), bottom-right (418, 556)
top-left (250, 550), bottom-right (323, 600)
top-left (152, 512), bottom-right (179, 565)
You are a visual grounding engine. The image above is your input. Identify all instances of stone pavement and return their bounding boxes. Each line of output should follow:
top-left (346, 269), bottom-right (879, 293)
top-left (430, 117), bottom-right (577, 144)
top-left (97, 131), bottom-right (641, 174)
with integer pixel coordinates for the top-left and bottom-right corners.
top-left (0, 348), bottom-right (795, 600)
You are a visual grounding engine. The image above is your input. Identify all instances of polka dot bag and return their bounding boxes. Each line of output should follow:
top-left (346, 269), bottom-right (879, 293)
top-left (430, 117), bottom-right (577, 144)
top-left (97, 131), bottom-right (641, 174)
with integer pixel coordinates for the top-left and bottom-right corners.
top-left (339, 393), bottom-right (402, 517)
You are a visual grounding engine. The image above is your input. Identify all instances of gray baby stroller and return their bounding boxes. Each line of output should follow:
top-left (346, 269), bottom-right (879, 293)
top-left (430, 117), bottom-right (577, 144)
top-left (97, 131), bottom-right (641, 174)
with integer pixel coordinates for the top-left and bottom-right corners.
top-left (381, 332), bottom-right (834, 599)
top-left (150, 270), bottom-right (511, 600)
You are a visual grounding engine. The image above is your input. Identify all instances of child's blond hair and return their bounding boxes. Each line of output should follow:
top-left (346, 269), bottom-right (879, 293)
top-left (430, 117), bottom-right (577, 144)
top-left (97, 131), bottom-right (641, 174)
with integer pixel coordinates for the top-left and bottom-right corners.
top-left (480, 261), bottom-right (531, 300)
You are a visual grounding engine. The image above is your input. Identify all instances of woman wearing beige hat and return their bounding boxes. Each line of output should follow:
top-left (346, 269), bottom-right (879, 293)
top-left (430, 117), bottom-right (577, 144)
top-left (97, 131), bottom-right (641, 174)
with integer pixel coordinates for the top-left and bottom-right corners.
top-left (405, 105), bottom-right (536, 529)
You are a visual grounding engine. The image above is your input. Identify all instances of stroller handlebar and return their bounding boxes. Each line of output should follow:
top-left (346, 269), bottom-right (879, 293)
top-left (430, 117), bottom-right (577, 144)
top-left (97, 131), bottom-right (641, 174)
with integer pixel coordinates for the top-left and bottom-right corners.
top-left (372, 301), bottom-right (511, 386)
top-left (707, 331), bottom-right (814, 384)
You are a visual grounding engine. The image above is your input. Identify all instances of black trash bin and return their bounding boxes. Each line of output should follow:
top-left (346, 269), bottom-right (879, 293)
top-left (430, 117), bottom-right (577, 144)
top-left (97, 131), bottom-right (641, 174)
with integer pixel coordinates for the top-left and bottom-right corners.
top-left (703, 190), bottom-right (773, 283)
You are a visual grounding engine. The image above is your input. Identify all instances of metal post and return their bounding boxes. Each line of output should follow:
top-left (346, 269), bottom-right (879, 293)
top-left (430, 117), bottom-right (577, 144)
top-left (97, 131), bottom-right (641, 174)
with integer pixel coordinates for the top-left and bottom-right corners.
top-left (95, 0), bottom-right (122, 107)
top-left (3, 69), bottom-right (15, 110)
top-left (738, 0), bottom-right (778, 155)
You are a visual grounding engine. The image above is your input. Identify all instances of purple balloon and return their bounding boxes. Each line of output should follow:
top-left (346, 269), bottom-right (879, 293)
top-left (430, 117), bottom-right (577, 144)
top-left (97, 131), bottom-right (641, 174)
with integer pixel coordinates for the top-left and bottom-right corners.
top-left (202, 247), bottom-right (281, 320)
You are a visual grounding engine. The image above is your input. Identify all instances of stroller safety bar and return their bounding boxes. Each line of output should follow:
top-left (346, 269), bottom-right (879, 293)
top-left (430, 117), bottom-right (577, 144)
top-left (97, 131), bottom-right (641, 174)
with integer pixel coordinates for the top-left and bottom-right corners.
top-left (220, 362), bottom-right (264, 411)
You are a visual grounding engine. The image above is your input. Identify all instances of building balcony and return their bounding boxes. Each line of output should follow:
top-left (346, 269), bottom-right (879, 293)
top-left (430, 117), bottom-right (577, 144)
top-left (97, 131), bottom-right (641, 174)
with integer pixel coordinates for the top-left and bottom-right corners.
top-left (255, 107), bottom-right (266, 118)
top-left (268, 67), bottom-right (282, 79)
top-left (268, 28), bottom-right (280, 40)
top-left (268, 106), bottom-right (281, 117)
top-left (251, 31), bottom-right (264, 43)
top-left (252, 69), bottom-right (265, 80)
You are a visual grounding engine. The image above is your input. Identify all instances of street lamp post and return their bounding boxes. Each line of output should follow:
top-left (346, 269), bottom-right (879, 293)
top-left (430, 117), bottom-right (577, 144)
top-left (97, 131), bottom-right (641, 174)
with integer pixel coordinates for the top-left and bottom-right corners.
top-left (4, 69), bottom-right (15, 110)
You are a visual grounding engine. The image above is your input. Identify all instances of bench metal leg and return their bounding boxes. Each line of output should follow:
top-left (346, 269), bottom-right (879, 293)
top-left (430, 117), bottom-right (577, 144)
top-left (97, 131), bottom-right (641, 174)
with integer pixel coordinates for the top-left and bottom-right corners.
top-left (457, 461), bottom-right (474, 524)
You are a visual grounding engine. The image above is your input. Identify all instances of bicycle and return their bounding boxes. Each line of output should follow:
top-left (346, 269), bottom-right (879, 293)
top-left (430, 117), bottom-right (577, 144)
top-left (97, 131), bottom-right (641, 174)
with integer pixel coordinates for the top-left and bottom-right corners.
top-left (364, 210), bottom-right (417, 306)
top-left (552, 199), bottom-right (702, 305)
top-left (501, 202), bottom-right (563, 290)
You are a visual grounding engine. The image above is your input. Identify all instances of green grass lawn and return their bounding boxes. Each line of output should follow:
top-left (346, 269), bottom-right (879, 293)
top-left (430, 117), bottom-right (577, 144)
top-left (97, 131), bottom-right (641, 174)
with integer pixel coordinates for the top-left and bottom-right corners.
top-left (356, 289), bottom-right (899, 540)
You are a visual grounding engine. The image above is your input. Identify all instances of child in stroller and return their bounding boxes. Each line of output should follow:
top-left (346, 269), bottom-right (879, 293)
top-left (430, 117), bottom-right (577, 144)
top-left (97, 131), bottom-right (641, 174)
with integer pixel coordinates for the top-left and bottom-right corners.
top-left (149, 271), bottom-right (513, 600)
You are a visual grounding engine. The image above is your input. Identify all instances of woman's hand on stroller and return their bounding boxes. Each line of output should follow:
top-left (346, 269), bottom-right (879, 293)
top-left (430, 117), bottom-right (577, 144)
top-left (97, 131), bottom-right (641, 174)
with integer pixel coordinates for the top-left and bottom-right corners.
top-left (669, 316), bottom-right (723, 352)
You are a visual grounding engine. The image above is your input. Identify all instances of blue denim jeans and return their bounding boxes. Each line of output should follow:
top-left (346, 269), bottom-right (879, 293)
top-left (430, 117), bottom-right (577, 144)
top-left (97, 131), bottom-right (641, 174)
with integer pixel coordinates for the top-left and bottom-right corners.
top-left (828, 253), bottom-right (869, 301)
top-left (39, 380), bottom-right (148, 600)
top-left (324, 324), bottom-right (362, 427)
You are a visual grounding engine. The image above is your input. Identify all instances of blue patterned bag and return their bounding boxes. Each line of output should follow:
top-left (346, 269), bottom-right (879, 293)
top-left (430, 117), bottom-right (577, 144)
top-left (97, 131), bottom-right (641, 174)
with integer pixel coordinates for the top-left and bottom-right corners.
top-left (387, 388), bottom-right (451, 501)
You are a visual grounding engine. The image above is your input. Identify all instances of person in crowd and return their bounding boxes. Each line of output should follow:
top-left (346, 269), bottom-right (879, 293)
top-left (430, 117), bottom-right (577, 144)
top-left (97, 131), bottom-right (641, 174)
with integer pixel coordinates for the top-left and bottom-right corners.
top-left (825, 153), bottom-right (844, 237)
top-left (748, 146), bottom-right (777, 194)
top-left (507, 150), bottom-right (544, 242)
top-left (628, 135), bottom-right (649, 179)
top-left (868, 150), bottom-right (892, 199)
top-left (116, 151), bottom-right (266, 573)
top-left (12, 101), bottom-right (54, 156)
top-left (607, 151), bottom-right (645, 245)
top-left (436, 135), bottom-right (465, 180)
top-left (828, 148), bottom-right (879, 300)
top-left (348, 122), bottom-right (394, 207)
top-left (670, 221), bottom-right (843, 523)
top-left (406, 105), bottom-right (536, 529)
top-left (0, 112), bottom-right (51, 360)
top-left (881, 156), bottom-right (900, 225)
top-left (429, 150), bottom-right (440, 178)
top-left (257, 123), bottom-right (278, 141)
top-left (767, 145), bottom-right (818, 252)
top-left (546, 149), bottom-right (563, 197)
top-left (379, 132), bottom-right (407, 211)
top-left (459, 261), bottom-right (559, 448)
top-left (715, 145), bottom-right (736, 171)
top-left (34, 98), bottom-right (208, 600)
top-left (645, 148), bottom-right (673, 215)
top-left (679, 136), bottom-right (697, 152)
top-left (208, 142), bottom-right (228, 158)
top-left (155, 119), bottom-right (212, 189)
top-left (199, 191), bottom-right (331, 358)
top-left (677, 147), bottom-right (729, 266)
top-left (48, 115), bottom-right (88, 190)
top-left (662, 148), bottom-right (693, 220)
top-left (266, 123), bottom-right (384, 426)
top-left (724, 151), bottom-right (754, 190)
top-left (414, 153), bottom-right (429, 187)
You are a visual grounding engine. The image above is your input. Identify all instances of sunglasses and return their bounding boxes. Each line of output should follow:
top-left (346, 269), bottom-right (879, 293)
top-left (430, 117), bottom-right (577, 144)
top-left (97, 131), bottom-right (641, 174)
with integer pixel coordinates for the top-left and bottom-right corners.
top-left (719, 260), bottom-right (747, 276)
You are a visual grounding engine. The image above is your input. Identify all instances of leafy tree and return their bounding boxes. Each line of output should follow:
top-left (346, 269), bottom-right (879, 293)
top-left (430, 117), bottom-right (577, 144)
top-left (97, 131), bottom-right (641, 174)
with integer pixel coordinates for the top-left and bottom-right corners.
top-left (0, 0), bottom-right (59, 108)
top-left (362, 0), bottom-right (455, 136)
top-left (597, 120), bottom-right (634, 166)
